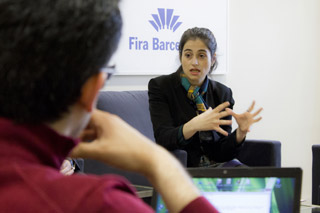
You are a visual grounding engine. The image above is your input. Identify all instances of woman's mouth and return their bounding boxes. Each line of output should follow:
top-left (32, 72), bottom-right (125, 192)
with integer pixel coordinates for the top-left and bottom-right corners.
top-left (190, 69), bottom-right (200, 75)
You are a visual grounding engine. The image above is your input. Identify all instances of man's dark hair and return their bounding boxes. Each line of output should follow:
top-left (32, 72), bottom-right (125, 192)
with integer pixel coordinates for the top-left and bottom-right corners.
top-left (0, 0), bottom-right (122, 123)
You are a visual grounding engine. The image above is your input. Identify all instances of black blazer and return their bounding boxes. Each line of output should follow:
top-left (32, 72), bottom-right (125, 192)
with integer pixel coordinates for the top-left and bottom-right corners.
top-left (148, 70), bottom-right (243, 167)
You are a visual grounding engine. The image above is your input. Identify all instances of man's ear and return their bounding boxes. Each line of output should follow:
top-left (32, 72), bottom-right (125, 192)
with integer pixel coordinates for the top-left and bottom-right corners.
top-left (78, 72), bottom-right (106, 112)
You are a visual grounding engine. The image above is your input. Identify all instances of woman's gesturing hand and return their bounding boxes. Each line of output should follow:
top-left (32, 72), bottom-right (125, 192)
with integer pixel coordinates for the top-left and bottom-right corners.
top-left (183, 102), bottom-right (232, 139)
top-left (226, 101), bottom-right (263, 142)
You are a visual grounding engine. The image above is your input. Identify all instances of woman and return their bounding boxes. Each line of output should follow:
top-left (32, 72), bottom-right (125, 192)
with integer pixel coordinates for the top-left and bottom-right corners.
top-left (148, 27), bottom-right (262, 167)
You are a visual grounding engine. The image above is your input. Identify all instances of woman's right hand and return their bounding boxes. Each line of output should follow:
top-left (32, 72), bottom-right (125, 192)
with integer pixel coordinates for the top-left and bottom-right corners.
top-left (183, 102), bottom-right (232, 139)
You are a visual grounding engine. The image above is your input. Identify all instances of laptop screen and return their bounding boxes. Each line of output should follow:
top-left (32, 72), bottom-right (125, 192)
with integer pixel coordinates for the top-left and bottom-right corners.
top-left (151, 167), bottom-right (302, 213)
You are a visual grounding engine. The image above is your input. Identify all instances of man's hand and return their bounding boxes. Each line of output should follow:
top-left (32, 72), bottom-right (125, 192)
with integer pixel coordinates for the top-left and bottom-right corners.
top-left (70, 110), bottom-right (158, 176)
top-left (69, 109), bottom-right (204, 213)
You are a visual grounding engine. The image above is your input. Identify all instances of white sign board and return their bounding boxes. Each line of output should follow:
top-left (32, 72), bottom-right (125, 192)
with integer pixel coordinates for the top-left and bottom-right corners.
top-left (108, 0), bottom-right (228, 75)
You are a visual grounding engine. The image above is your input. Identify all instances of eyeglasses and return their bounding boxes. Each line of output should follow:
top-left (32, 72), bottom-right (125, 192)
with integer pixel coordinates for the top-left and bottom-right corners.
top-left (102, 65), bottom-right (116, 80)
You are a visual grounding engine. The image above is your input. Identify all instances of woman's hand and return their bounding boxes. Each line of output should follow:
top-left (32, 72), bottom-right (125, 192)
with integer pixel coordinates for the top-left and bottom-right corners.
top-left (226, 101), bottom-right (263, 143)
top-left (183, 101), bottom-right (232, 139)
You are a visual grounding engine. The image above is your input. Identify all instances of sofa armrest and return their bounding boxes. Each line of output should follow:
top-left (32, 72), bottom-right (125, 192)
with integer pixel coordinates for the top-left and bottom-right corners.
top-left (83, 149), bottom-right (187, 187)
top-left (237, 140), bottom-right (281, 167)
top-left (171, 149), bottom-right (187, 167)
top-left (312, 144), bottom-right (320, 204)
top-left (84, 159), bottom-right (152, 186)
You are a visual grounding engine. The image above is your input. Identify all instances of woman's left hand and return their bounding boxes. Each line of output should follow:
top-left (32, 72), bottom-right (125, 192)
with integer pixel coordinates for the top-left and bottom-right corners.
top-left (226, 101), bottom-right (263, 142)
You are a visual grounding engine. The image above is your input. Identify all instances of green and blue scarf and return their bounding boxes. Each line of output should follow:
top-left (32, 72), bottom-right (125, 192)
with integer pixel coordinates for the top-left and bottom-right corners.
top-left (180, 72), bottom-right (209, 114)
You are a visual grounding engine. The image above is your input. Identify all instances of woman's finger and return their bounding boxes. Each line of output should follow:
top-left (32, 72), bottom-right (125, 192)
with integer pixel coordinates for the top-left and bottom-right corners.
top-left (247, 100), bottom-right (256, 113)
top-left (252, 107), bottom-right (263, 117)
top-left (216, 127), bottom-right (229, 136)
top-left (253, 116), bottom-right (262, 123)
top-left (219, 110), bottom-right (232, 119)
top-left (218, 119), bottom-right (232, 126)
top-left (213, 101), bottom-right (230, 113)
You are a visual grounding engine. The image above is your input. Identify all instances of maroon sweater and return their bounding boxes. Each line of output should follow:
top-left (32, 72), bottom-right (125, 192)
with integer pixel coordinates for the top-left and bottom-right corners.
top-left (0, 118), bottom-right (218, 213)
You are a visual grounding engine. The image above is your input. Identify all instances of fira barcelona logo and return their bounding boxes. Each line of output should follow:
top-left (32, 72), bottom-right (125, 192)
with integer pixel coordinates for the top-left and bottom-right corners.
top-left (149, 8), bottom-right (182, 32)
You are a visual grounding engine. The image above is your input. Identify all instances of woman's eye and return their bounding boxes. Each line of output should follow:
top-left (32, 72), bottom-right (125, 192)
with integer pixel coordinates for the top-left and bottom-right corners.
top-left (199, 54), bottom-right (206, 58)
top-left (185, 53), bottom-right (191, 58)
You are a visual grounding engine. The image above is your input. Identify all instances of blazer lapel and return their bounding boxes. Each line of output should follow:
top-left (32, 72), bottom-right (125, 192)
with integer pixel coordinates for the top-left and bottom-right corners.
top-left (172, 70), bottom-right (197, 121)
top-left (205, 79), bottom-right (218, 108)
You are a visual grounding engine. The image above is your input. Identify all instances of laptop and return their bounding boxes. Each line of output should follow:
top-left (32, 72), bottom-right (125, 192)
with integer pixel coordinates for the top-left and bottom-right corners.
top-left (151, 167), bottom-right (302, 213)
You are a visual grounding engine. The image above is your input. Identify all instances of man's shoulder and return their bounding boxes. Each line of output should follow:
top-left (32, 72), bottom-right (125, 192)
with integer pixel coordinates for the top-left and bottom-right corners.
top-left (43, 172), bottom-right (149, 212)
top-left (0, 164), bottom-right (144, 212)
top-left (68, 174), bottom-right (153, 212)
top-left (60, 173), bottom-right (136, 196)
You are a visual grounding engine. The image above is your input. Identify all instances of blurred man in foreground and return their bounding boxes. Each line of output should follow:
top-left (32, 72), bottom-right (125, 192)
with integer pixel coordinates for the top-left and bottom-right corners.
top-left (0, 0), bottom-right (218, 212)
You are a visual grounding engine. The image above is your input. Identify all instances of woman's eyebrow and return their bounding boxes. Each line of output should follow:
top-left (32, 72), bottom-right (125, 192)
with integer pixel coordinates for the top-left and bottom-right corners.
top-left (198, 49), bottom-right (207, 53)
top-left (183, 49), bottom-right (208, 53)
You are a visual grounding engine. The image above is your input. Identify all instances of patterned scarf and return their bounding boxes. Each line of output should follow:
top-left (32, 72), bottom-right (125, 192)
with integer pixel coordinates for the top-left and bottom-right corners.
top-left (180, 72), bottom-right (209, 115)
top-left (181, 72), bottom-right (215, 167)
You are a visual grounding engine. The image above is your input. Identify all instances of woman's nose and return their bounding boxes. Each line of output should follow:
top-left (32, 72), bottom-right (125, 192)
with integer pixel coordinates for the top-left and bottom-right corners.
top-left (191, 57), bottom-right (199, 65)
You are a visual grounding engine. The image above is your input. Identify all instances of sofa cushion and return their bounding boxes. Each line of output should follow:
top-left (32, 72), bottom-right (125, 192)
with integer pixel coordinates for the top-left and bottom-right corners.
top-left (97, 90), bottom-right (155, 141)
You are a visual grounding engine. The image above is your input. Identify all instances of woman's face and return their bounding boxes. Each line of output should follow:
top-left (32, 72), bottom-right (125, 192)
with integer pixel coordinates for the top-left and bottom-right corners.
top-left (181, 38), bottom-right (214, 86)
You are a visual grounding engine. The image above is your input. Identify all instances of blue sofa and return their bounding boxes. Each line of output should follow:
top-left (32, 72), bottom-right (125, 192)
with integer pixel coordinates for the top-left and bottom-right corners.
top-left (84, 90), bottom-right (281, 186)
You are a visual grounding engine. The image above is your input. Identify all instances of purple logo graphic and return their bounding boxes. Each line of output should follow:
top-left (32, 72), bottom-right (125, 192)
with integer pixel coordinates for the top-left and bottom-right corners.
top-left (149, 8), bottom-right (182, 32)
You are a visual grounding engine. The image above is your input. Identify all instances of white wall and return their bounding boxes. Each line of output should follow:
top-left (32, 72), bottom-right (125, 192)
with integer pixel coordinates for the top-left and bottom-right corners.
top-left (227, 0), bottom-right (320, 203)
top-left (103, 0), bottom-right (320, 203)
